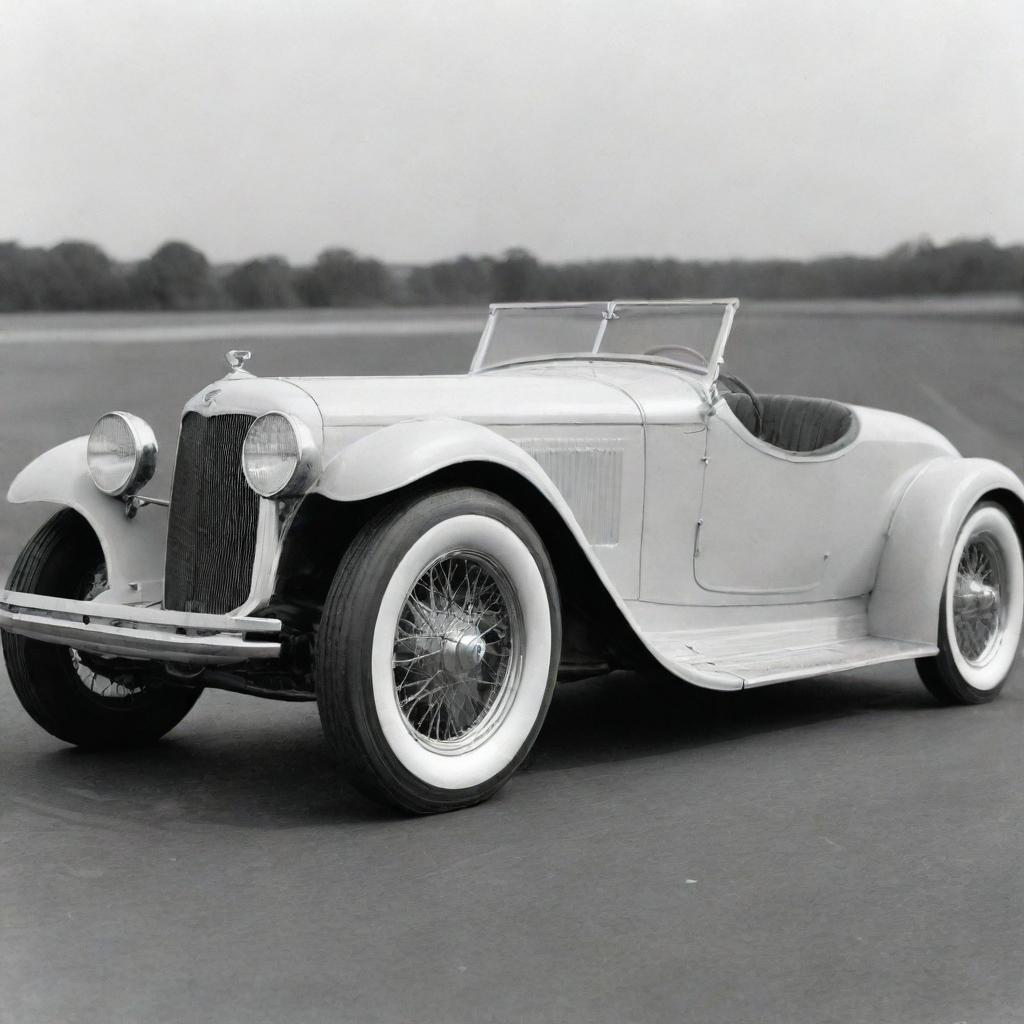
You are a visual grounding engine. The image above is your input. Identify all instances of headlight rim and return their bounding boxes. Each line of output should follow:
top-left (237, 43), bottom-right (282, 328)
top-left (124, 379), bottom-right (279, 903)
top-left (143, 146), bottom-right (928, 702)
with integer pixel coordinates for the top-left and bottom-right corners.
top-left (242, 411), bottom-right (320, 499)
top-left (87, 410), bottom-right (159, 497)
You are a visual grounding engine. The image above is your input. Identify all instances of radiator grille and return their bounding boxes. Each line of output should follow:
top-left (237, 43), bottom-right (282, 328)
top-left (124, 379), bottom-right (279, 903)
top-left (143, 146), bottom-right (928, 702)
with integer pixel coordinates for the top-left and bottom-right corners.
top-left (163, 412), bottom-right (259, 614)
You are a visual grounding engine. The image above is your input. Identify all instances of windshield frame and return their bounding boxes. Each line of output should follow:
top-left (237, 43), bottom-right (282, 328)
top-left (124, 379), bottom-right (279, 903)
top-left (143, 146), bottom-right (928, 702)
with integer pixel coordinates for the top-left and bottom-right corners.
top-left (469, 297), bottom-right (739, 380)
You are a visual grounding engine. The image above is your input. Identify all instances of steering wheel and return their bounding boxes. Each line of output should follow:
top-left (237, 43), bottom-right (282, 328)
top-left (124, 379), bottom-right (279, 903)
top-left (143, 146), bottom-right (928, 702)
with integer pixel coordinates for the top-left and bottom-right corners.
top-left (717, 371), bottom-right (764, 439)
top-left (642, 344), bottom-right (709, 368)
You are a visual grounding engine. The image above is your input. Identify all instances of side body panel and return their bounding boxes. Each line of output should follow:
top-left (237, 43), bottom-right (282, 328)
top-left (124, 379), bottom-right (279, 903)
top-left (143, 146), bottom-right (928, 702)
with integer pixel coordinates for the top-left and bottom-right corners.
top-left (690, 403), bottom-right (958, 601)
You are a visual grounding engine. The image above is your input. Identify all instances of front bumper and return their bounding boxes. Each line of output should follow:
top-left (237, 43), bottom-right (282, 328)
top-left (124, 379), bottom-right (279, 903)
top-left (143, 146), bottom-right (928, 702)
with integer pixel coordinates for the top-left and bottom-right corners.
top-left (0, 590), bottom-right (281, 666)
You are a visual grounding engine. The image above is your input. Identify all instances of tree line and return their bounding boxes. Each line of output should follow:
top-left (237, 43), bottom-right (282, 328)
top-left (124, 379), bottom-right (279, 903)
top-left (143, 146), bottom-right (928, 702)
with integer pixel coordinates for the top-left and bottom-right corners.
top-left (0, 236), bottom-right (1021, 312)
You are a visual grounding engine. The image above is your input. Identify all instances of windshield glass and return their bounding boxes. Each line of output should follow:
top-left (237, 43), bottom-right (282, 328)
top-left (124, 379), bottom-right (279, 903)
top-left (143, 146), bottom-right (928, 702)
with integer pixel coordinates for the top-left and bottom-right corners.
top-left (473, 300), bottom-right (736, 374)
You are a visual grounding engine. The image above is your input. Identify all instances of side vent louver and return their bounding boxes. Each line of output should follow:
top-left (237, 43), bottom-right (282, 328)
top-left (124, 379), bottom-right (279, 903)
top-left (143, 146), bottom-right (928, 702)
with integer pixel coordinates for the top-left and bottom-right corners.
top-left (516, 439), bottom-right (624, 545)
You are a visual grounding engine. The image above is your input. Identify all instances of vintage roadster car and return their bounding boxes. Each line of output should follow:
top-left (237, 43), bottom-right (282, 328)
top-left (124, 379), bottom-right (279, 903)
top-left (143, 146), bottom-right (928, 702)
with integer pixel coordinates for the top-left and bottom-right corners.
top-left (2, 299), bottom-right (1022, 813)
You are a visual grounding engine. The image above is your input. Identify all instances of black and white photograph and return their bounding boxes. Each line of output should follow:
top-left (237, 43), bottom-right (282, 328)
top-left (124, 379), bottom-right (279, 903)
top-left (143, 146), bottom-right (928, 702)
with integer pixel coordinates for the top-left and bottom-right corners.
top-left (2, 2), bottom-right (1022, 1022)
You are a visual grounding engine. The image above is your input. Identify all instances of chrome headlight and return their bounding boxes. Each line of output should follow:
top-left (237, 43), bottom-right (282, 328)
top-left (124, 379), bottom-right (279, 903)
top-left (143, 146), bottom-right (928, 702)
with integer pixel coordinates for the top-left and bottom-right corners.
top-left (242, 412), bottom-right (320, 498)
top-left (87, 412), bottom-right (158, 497)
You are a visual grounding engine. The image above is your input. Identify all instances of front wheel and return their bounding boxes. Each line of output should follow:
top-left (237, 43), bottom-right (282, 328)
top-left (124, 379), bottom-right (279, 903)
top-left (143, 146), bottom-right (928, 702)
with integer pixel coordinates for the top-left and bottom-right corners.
top-left (316, 488), bottom-right (561, 814)
top-left (916, 501), bottom-right (1023, 704)
top-left (2, 509), bottom-right (202, 747)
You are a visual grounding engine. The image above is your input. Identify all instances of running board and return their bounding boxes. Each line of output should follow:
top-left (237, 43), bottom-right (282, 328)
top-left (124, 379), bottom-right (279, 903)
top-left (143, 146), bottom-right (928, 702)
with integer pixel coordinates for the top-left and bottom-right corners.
top-left (632, 603), bottom-right (937, 689)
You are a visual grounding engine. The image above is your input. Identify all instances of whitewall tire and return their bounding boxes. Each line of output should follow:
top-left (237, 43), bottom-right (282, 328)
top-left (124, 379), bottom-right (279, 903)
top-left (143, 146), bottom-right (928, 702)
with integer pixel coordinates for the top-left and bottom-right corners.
top-left (917, 501), bottom-right (1023, 704)
top-left (316, 488), bottom-right (560, 813)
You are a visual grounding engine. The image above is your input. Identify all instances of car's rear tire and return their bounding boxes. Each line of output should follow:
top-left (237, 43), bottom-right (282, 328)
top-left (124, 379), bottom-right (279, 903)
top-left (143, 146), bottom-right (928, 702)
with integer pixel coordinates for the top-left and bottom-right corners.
top-left (916, 501), bottom-right (1023, 704)
top-left (316, 488), bottom-right (561, 814)
top-left (2, 508), bottom-right (201, 747)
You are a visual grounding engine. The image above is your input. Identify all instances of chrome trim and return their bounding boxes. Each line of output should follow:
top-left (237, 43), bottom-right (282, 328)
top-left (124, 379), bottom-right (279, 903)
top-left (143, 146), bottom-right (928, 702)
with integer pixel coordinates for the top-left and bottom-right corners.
top-left (224, 348), bottom-right (253, 380)
top-left (225, 349), bottom-right (253, 374)
top-left (126, 494), bottom-right (170, 509)
top-left (234, 498), bottom-right (290, 614)
top-left (708, 299), bottom-right (738, 385)
top-left (87, 411), bottom-right (158, 497)
top-left (468, 309), bottom-right (497, 373)
top-left (592, 307), bottom-right (615, 353)
top-left (0, 589), bottom-right (281, 666)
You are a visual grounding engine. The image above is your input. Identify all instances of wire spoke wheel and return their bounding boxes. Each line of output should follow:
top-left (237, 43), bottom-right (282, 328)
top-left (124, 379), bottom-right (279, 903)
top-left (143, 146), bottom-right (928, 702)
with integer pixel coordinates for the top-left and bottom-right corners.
top-left (392, 550), bottom-right (524, 754)
top-left (316, 491), bottom-right (559, 813)
top-left (952, 532), bottom-right (1006, 667)
top-left (69, 565), bottom-right (149, 706)
top-left (917, 501), bottom-right (1023, 705)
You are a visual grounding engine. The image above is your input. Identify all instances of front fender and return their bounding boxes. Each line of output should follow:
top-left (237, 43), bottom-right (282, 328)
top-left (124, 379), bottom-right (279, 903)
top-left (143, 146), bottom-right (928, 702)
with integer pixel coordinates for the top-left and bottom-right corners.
top-left (316, 416), bottom-right (627, 595)
top-left (868, 456), bottom-right (1024, 644)
top-left (316, 418), bottom-right (588, 529)
top-left (313, 418), bottom-right (745, 690)
top-left (7, 437), bottom-right (166, 602)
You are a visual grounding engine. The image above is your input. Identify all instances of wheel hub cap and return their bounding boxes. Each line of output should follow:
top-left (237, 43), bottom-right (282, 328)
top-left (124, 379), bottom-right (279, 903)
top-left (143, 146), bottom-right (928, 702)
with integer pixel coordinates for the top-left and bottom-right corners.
top-left (442, 629), bottom-right (488, 679)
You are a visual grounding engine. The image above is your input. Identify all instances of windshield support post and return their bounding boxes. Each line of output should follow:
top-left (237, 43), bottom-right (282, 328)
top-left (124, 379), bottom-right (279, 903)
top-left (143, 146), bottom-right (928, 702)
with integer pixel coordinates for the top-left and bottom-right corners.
top-left (707, 299), bottom-right (739, 385)
top-left (469, 307), bottom-right (498, 373)
top-left (592, 302), bottom-right (617, 353)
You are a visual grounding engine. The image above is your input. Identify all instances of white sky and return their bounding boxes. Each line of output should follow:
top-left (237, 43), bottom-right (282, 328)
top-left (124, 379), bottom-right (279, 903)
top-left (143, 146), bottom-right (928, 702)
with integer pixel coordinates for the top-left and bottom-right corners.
top-left (2, 0), bottom-right (1022, 264)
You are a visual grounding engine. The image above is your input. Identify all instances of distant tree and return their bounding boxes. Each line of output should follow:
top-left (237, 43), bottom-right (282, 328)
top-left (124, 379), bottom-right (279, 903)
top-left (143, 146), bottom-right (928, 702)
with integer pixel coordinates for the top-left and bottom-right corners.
top-left (927, 238), bottom-right (1012, 294)
top-left (296, 248), bottom-right (395, 306)
top-left (493, 247), bottom-right (543, 301)
top-left (224, 256), bottom-right (299, 308)
top-left (1, 234), bottom-right (1022, 311)
top-left (46, 241), bottom-right (128, 309)
top-left (130, 240), bottom-right (223, 309)
top-left (884, 235), bottom-right (935, 262)
top-left (407, 255), bottom-right (496, 305)
top-left (0, 242), bottom-right (50, 310)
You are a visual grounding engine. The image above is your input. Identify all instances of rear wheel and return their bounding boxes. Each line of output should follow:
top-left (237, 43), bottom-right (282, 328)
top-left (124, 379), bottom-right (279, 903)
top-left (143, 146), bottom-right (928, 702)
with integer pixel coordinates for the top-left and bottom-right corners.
top-left (316, 488), bottom-right (560, 814)
top-left (2, 509), bottom-right (201, 747)
top-left (916, 501), bottom-right (1023, 704)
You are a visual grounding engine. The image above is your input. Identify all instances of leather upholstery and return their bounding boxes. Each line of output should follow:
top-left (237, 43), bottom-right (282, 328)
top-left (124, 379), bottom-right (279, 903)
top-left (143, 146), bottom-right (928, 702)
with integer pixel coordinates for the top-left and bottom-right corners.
top-left (723, 393), bottom-right (856, 455)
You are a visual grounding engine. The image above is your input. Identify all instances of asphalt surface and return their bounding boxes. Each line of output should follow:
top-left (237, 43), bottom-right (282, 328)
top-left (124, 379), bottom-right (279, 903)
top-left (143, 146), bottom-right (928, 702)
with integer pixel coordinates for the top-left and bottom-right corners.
top-left (2, 301), bottom-right (1023, 1023)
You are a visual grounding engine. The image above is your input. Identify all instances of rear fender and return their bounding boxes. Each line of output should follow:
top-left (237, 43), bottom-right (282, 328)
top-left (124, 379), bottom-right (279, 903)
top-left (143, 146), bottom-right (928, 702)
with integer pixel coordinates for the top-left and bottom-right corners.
top-left (868, 457), bottom-right (1024, 644)
top-left (7, 437), bottom-right (166, 602)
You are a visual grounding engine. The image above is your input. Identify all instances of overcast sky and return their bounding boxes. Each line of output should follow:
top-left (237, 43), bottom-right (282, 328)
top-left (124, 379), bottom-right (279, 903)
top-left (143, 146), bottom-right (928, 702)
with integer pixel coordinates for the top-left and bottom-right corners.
top-left (3, 0), bottom-right (1022, 264)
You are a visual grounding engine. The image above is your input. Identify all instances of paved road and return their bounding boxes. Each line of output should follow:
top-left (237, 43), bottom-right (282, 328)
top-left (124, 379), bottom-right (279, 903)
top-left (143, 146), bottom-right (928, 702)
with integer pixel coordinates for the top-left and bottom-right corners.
top-left (2, 303), bottom-right (1023, 1023)
top-left (3, 665), bottom-right (1022, 1023)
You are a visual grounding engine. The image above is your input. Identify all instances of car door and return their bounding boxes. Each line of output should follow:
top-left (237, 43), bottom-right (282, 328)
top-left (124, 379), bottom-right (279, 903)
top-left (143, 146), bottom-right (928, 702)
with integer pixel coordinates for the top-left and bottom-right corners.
top-left (693, 404), bottom-right (845, 595)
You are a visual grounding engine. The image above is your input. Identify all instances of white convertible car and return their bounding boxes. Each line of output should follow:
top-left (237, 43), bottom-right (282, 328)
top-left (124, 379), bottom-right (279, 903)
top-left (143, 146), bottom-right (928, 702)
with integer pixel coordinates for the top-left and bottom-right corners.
top-left (2, 300), bottom-right (1022, 812)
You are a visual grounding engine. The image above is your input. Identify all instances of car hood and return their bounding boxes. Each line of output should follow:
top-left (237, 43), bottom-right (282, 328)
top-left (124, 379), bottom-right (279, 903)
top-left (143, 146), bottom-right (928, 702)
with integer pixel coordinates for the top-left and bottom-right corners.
top-left (285, 371), bottom-right (641, 427)
top-left (179, 370), bottom-right (642, 470)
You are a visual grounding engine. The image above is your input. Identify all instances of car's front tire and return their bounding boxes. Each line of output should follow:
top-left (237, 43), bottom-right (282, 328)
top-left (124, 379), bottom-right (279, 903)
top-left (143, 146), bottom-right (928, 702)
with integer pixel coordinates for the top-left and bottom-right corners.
top-left (916, 501), bottom-right (1023, 704)
top-left (2, 508), bottom-right (202, 747)
top-left (316, 488), bottom-right (561, 814)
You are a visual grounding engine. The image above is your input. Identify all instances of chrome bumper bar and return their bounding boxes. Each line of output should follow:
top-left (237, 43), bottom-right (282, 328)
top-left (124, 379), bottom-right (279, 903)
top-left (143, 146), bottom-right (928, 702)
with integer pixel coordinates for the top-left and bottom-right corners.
top-left (0, 590), bottom-right (281, 666)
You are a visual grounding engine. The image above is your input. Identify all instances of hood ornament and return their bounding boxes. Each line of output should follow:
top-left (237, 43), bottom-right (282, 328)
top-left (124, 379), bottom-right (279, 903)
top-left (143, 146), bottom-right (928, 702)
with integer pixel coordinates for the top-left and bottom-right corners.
top-left (224, 349), bottom-right (254, 379)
